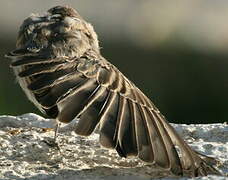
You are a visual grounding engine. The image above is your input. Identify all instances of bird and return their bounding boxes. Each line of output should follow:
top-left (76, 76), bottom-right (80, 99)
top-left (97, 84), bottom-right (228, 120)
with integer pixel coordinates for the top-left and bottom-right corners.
top-left (6, 5), bottom-right (220, 177)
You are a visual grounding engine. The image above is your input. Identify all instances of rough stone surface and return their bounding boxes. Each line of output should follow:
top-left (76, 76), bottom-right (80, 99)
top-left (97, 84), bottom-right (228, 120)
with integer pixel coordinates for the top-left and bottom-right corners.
top-left (0, 113), bottom-right (227, 180)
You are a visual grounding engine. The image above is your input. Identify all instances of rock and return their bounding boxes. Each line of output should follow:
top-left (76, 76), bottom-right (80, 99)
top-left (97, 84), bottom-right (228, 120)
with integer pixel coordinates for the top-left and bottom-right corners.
top-left (0, 113), bottom-right (227, 180)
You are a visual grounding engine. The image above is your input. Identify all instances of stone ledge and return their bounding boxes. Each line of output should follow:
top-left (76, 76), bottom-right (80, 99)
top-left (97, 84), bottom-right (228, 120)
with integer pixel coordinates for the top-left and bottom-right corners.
top-left (0, 113), bottom-right (227, 180)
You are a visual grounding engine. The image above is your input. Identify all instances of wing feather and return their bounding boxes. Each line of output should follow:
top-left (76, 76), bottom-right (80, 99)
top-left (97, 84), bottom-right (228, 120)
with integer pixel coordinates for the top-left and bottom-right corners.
top-left (75, 86), bottom-right (109, 136)
top-left (37, 73), bottom-right (87, 107)
top-left (57, 78), bottom-right (98, 123)
top-left (99, 92), bottom-right (119, 148)
top-left (151, 111), bottom-right (182, 174)
top-left (7, 49), bottom-right (66, 66)
top-left (7, 50), bottom-right (220, 176)
top-left (141, 106), bottom-right (169, 168)
top-left (116, 98), bottom-right (137, 157)
top-left (27, 67), bottom-right (78, 91)
top-left (18, 62), bottom-right (65, 77)
top-left (135, 103), bottom-right (154, 162)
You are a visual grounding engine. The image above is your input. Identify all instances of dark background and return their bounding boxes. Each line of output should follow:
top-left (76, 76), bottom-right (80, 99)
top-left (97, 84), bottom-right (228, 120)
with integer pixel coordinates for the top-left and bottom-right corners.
top-left (0, 1), bottom-right (227, 124)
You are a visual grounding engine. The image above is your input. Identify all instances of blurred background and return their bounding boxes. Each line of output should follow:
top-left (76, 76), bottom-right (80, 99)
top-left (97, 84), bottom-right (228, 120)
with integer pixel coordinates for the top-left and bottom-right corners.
top-left (0, 1), bottom-right (227, 124)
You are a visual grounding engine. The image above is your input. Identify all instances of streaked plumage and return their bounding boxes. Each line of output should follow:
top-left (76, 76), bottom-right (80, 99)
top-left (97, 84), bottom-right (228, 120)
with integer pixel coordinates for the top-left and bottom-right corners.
top-left (6, 6), bottom-right (220, 177)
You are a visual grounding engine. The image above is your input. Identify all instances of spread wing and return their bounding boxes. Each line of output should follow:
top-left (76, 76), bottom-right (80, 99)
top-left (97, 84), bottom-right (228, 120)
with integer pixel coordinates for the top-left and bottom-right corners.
top-left (7, 49), bottom-right (220, 176)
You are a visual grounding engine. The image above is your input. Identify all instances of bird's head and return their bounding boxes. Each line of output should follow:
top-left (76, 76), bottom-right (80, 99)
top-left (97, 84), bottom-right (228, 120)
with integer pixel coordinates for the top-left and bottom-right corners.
top-left (16, 5), bottom-right (100, 58)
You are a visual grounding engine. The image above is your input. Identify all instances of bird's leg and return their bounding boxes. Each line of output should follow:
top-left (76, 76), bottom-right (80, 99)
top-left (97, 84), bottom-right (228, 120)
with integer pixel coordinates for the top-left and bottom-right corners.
top-left (49, 121), bottom-right (61, 149)
top-left (42, 121), bottom-right (61, 150)
top-left (54, 122), bottom-right (60, 143)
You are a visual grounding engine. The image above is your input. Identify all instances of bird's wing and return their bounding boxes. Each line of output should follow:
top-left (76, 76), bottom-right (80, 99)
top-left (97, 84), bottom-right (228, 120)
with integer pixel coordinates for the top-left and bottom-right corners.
top-left (7, 49), bottom-right (220, 176)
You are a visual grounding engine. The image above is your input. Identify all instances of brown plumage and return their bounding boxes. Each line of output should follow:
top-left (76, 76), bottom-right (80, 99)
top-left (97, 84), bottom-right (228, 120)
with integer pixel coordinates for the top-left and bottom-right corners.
top-left (6, 5), bottom-right (220, 177)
